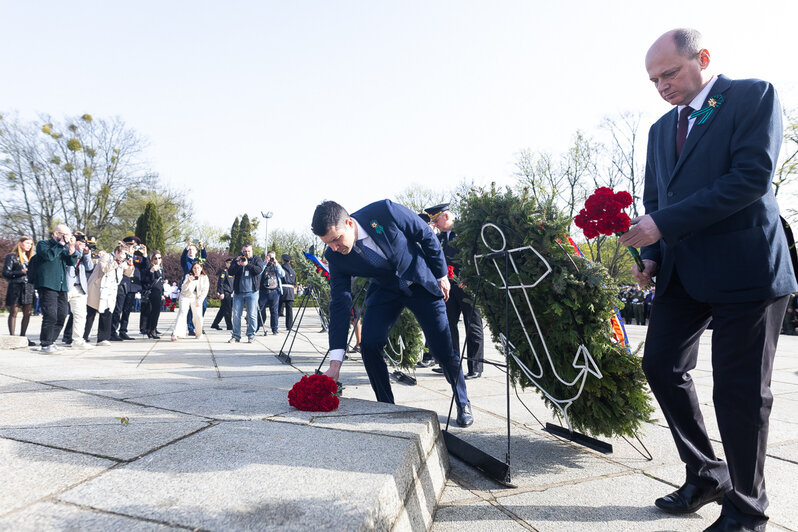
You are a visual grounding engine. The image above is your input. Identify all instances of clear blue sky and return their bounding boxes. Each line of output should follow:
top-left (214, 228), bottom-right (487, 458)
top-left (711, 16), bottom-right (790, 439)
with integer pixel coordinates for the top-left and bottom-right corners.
top-left (2, 1), bottom-right (797, 237)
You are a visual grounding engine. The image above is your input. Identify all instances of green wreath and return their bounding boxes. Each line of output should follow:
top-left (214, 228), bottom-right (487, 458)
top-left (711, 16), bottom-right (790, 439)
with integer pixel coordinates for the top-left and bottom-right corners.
top-left (456, 186), bottom-right (653, 438)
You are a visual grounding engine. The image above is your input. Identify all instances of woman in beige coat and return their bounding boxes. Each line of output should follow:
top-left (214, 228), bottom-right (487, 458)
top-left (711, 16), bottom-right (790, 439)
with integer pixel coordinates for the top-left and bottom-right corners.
top-left (171, 261), bottom-right (210, 341)
top-left (86, 247), bottom-right (129, 345)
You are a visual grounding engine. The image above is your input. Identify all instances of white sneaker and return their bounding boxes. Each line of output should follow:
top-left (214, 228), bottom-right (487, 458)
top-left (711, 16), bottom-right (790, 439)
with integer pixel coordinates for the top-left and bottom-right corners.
top-left (40, 345), bottom-right (58, 354)
top-left (96, 340), bottom-right (111, 346)
top-left (72, 340), bottom-right (86, 348)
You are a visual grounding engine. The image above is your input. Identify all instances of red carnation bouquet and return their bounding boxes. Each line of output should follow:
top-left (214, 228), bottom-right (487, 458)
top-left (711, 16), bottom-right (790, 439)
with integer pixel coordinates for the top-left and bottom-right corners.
top-left (574, 187), bottom-right (645, 271)
top-left (288, 374), bottom-right (340, 412)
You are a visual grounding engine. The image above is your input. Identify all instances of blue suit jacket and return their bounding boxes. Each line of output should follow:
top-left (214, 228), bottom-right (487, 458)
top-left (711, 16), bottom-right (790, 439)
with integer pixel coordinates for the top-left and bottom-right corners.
top-left (642, 74), bottom-right (797, 302)
top-left (325, 199), bottom-right (448, 350)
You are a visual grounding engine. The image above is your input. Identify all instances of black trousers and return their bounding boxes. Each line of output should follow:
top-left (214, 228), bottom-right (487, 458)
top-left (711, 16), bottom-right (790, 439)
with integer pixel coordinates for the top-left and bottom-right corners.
top-left (111, 290), bottom-right (135, 335)
top-left (86, 306), bottom-right (113, 342)
top-left (139, 298), bottom-right (150, 333)
top-left (446, 283), bottom-right (484, 374)
top-left (643, 272), bottom-right (789, 530)
top-left (258, 289), bottom-right (280, 333)
top-left (146, 292), bottom-right (162, 334)
top-left (361, 284), bottom-right (469, 407)
top-left (211, 294), bottom-right (233, 329)
top-left (38, 287), bottom-right (69, 347)
top-left (283, 299), bottom-right (294, 330)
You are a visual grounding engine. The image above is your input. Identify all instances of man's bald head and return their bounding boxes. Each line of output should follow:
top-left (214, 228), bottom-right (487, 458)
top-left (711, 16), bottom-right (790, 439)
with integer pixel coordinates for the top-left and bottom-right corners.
top-left (646, 28), bottom-right (710, 107)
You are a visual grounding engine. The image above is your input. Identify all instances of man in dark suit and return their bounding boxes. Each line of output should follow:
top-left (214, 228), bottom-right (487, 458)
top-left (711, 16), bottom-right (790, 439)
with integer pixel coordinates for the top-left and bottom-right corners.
top-left (620, 29), bottom-right (797, 532)
top-left (311, 199), bottom-right (473, 427)
top-left (426, 203), bottom-right (485, 379)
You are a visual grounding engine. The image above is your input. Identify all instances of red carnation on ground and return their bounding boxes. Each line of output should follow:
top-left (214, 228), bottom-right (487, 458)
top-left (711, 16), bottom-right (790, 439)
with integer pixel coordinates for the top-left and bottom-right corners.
top-left (288, 374), bottom-right (340, 412)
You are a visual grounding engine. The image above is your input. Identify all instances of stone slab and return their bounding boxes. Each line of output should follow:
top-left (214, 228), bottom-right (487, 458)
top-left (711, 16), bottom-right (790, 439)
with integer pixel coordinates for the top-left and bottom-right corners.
top-left (0, 502), bottom-right (181, 531)
top-left (0, 438), bottom-right (114, 515)
top-left (59, 419), bottom-right (444, 531)
top-left (495, 472), bottom-right (719, 531)
top-left (0, 335), bottom-right (28, 349)
top-left (0, 388), bottom-right (210, 460)
top-left (433, 499), bottom-right (528, 531)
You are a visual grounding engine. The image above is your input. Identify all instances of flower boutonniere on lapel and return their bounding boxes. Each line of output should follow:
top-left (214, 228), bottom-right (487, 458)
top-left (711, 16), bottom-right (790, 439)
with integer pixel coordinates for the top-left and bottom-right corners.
top-left (370, 220), bottom-right (384, 235)
top-left (689, 94), bottom-right (725, 125)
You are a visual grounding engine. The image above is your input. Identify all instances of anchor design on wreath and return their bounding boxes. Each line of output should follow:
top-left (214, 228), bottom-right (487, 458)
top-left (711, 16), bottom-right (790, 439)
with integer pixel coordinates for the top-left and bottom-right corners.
top-left (474, 223), bottom-right (603, 431)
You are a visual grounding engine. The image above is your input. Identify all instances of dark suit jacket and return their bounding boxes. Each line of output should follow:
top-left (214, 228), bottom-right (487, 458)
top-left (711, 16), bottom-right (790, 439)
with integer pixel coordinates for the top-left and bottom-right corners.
top-left (642, 74), bottom-right (798, 302)
top-left (325, 199), bottom-right (448, 350)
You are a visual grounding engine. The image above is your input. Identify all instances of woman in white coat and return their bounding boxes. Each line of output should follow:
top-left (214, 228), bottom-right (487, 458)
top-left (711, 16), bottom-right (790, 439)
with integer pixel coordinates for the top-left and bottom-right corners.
top-left (86, 246), bottom-right (129, 345)
top-left (171, 261), bottom-right (209, 341)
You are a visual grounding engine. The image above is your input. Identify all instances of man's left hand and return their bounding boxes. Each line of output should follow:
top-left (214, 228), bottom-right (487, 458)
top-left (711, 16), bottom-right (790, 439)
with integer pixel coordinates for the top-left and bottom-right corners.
top-left (438, 277), bottom-right (450, 302)
top-left (619, 215), bottom-right (662, 248)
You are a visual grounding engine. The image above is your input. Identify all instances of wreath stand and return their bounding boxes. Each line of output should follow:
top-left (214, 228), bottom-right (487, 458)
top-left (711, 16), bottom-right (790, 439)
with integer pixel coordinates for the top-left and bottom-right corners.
top-left (441, 223), bottom-right (624, 488)
top-left (276, 286), bottom-right (326, 364)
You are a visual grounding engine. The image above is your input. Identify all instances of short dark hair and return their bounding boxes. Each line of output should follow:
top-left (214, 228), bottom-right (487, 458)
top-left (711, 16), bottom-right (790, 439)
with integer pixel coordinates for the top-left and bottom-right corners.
top-left (672, 28), bottom-right (702, 58)
top-left (312, 201), bottom-right (349, 236)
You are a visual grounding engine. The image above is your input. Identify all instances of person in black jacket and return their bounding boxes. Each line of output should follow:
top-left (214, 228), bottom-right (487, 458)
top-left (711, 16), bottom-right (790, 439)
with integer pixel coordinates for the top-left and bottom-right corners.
top-left (427, 203), bottom-right (485, 379)
top-left (280, 254), bottom-right (297, 330)
top-left (3, 236), bottom-right (36, 345)
top-left (142, 250), bottom-right (165, 339)
top-left (111, 236), bottom-right (148, 341)
top-left (210, 258), bottom-right (234, 330)
top-left (227, 244), bottom-right (264, 343)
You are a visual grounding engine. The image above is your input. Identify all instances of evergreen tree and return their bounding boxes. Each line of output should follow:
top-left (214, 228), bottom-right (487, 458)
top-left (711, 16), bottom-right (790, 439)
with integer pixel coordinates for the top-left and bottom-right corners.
top-left (238, 214), bottom-right (254, 250)
top-left (134, 202), bottom-right (165, 252)
top-left (228, 217), bottom-right (240, 254)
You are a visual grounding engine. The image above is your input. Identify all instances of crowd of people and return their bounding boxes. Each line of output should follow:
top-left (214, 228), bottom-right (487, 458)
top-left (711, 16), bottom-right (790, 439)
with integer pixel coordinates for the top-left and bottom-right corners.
top-left (2, 230), bottom-right (299, 349)
top-left (616, 284), bottom-right (798, 335)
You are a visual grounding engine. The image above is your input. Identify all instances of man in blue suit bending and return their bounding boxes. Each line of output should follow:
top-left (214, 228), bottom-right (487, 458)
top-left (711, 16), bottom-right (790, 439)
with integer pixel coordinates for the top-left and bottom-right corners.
top-left (621, 29), bottom-right (797, 532)
top-left (311, 199), bottom-right (473, 427)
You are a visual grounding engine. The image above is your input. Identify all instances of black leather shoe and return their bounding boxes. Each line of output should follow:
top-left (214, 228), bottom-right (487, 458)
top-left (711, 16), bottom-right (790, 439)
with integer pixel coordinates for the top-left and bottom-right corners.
top-left (210, 325), bottom-right (222, 330)
top-left (456, 403), bottom-right (474, 427)
top-left (703, 514), bottom-right (756, 532)
top-left (465, 371), bottom-right (482, 379)
top-left (655, 482), bottom-right (727, 515)
top-left (148, 332), bottom-right (161, 339)
top-left (188, 331), bottom-right (196, 337)
top-left (109, 335), bottom-right (123, 342)
top-left (416, 358), bottom-right (434, 368)
top-left (119, 333), bottom-right (134, 340)
top-left (431, 367), bottom-right (445, 374)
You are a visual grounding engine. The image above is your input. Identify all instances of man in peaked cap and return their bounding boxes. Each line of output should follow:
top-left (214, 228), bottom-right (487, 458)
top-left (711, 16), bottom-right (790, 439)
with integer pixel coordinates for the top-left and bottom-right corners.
top-left (425, 203), bottom-right (485, 380)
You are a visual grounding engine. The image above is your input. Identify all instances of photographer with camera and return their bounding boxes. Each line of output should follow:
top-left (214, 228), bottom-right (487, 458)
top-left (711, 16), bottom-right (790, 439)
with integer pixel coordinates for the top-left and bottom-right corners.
top-left (33, 224), bottom-right (77, 353)
top-left (227, 244), bottom-right (264, 343)
top-left (258, 250), bottom-right (284, 336)
top-left (279, 254), bottom-right (297, 331)
top-left (86, 244), bottom-right (129, 345)
top-left (181, 238), bottom-right (207, 336)
top-left (142, 250), bottom-right (166, 339)
top-left (110, 236), bottom-right (148, 341)
top-left (61, 231), bottom-right (95, 348)
top-left (210, 258), bottom-right (234, 331)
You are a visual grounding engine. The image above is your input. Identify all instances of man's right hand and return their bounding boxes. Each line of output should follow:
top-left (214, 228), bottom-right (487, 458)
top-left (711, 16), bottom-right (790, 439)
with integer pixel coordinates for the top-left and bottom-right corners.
top-left (325, 360), bottom-right (342, 383)
top-left (633, 259), bottom-right (658, 288)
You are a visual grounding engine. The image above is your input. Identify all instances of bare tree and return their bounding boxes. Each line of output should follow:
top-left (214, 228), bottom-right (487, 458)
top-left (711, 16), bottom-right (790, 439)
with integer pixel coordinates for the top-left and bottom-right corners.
top-left (0, 113), bottom-right (156, 241)
top-left (602, 112), bottom-right (645, 217)
top-left (393, 184), bottom-right (451, 214)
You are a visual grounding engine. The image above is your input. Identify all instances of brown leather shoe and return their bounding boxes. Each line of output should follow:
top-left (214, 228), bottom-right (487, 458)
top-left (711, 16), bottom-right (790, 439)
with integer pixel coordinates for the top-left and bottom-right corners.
top-left (655, 482), bottom-right (727, 515)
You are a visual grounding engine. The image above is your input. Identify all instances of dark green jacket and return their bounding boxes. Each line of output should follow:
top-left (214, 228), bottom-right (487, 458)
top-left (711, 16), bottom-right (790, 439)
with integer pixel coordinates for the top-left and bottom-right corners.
top-left (34, 238), bottom-right (77, 291)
